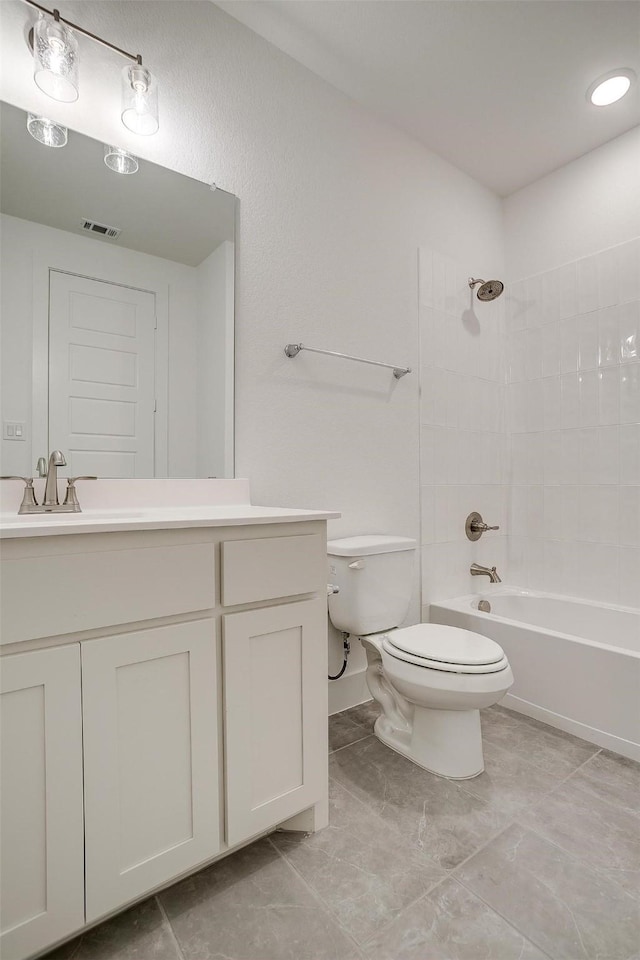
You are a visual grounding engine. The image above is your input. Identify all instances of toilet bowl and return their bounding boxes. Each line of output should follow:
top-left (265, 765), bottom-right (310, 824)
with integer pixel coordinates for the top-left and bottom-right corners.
top-left (327, 535), bottom-right (513, 779)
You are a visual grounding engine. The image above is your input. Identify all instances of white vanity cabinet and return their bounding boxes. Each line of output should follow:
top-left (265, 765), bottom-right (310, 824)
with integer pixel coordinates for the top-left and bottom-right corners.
top-left (0, 645), bottom-right (85, 960)
top-left (0, 518), bottom-right (330, 960)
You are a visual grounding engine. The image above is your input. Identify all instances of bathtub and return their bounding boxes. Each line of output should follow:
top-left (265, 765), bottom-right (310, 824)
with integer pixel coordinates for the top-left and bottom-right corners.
top-left (430, 588), bottom-right (640, 761)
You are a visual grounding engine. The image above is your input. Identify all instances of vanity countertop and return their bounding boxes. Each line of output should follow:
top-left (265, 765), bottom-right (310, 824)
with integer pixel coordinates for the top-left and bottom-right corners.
top-left (0, 504), bottom-right (340, 539)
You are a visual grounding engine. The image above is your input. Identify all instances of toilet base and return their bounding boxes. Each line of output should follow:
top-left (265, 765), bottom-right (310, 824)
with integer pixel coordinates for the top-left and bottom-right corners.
top-left (374, 706), bottom-right (484, 780)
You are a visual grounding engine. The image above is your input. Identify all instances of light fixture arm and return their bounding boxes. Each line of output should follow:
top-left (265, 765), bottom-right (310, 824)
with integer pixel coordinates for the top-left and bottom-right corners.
top-left (23, 0), bottom-right (143, 64)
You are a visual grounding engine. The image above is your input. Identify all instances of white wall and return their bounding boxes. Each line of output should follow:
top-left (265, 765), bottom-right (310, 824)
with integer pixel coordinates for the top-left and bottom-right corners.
top-left (0, 0), bottom-right (504, 703)
top-left (197, 240), bottom-right (235, 478)
top-left (504, 130), bottom-right (640, 607)
top-left (504, 126), bottom-right (640, 278)
top-left (0, 214), bottom-right (199, 476)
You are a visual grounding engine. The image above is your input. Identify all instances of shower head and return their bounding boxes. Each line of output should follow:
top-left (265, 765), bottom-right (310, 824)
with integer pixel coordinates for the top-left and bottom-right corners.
top-left (468, 277), bottom-right (504, 301)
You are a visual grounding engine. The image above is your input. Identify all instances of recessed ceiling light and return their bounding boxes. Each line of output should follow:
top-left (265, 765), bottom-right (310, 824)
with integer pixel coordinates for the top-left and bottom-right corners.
top-left (587, 68), bottom-right (635, 106)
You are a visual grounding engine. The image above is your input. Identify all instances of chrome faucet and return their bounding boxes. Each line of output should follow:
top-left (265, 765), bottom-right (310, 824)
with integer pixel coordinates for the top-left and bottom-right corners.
top-left (470, 562), bottom-right (502, 583)
top-left (43, 450), bottom-right (67, 508)
top-left (1, 450), bottom-right (96, 515)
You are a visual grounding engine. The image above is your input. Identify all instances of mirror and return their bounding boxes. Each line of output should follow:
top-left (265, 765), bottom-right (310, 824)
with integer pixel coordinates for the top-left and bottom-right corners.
top-left (0, 101), bottom-right (236, 479)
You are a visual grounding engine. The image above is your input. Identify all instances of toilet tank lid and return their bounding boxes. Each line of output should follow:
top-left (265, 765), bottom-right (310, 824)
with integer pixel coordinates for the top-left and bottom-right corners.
top-left (327, 535), bottom-right (417, 557)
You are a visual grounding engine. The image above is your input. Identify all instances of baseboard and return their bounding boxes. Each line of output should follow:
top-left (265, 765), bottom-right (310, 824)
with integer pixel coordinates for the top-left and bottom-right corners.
top-left (502, 693), bottom-right (640, 762)
top-left (328, 667), bottom-right (370, 715)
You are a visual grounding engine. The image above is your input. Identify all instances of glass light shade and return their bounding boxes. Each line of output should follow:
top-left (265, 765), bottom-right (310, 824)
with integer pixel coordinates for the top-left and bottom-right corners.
top-left (33, 13), bottom-right (79, 103)
top-left (104, 144), bottom-right (139, 174)
top-left (27, 113), bottom-right (68, 147)
top-left (121, 64), bottom-right (159, 135)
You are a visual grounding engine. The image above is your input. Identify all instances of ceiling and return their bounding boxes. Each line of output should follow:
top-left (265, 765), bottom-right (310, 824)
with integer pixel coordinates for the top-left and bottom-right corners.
top-left (0, 101), bottom-right (235, 266)
top-left (216, 0), bottom-right (640, 196)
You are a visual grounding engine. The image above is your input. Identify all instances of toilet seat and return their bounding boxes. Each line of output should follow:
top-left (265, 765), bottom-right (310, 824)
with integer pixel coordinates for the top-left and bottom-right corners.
top-left (381, 624), bottom-right (509, 675)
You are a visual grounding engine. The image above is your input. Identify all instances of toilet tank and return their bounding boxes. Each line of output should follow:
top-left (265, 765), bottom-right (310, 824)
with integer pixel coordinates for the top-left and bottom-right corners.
top-left (327, 535), bottom-right (417, 636)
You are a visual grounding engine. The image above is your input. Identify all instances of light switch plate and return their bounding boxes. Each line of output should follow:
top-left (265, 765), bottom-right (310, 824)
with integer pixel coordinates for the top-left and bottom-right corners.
top-left (3, 421), bottom-right (26, 441)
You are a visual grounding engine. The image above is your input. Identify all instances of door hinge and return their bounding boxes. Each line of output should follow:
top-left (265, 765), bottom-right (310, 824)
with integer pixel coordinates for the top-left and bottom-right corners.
top-left (153, 399), bottom-right (157, 413)
top-left (154, 315), bottom-right (158, 330)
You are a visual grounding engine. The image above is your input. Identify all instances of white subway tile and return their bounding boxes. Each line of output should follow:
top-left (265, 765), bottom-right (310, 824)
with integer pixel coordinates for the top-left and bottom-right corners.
top-left (598, 425), bottom-right (620, 485)
top-left (579, 370), bottom-right (599, 428)
top-left (620, 364), bottom-right (639, 424)
top-left (558, 429), bottom-right (581, 484)
top-left (543, 376), bottom-right (562, 431)
top-left (543, 430), bottom-right (562, 485)
top-left (561, 486), bottom-right (582, 541)
top-left (526, 379), bottom-right (545, 432)
top-left (557, 262), bottom-right (578, 320)
top-left (543, 486), bottom-right (563, 540)
top-left (619, 300), bottom-right (640, 363)
top-left (418, 247), bottom-right (434, 307)
top-left (541, 321), bottom-right (561, 377)
top-left (576, 254), bottom-right (599, 315)
top-left (619, 486), bottom-right (640, 547)
top-left (578, 313), bottom-right (598, 370)
top-left (597, 246), bottom-right (619, 309)
top-left (420, 485), bottom-right (435, 544)
top-left (560, 316), bottom-right (580, 374)
top-left (617, 238), bottom-right (640, 304)
top-left (597, 305), bottom-right (621, 366)
top-left (598, 367), bottom-right (620, 426)
top-left (620, 424), bottom-right (640, 485)
top-left (561, 373), bottom-right (581, 429)
top-left (618, 546), bottom-right (640, 607)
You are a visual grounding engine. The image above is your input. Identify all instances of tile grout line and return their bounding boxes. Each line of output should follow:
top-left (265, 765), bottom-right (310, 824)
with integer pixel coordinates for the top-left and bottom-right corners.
top-left (329, 733), bottom-right (374, 756)
top-left (453, 874), bottom-right (555, 960)
top-left (265, 835), bottom-right (365, 956)
top-left (155, 895), bottom-right (187, 960)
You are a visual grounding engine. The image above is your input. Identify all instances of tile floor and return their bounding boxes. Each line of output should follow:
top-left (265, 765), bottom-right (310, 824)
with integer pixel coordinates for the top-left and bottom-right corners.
top-left (45, 702), bottom-right (640, 960)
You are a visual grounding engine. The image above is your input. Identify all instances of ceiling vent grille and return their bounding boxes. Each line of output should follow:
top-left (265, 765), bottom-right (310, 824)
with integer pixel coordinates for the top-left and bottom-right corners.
top-left (81, 219), bottom-right (121, 239)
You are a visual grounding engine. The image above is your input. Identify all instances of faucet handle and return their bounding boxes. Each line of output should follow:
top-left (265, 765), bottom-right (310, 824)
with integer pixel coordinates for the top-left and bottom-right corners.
top-left (63, 476), bottom-right (97, 512)
top-left (36, 457), bottom-right (47, 478)
top-left (1, 476), bottom-right (40, 514)
top-left (465, 511), bottom-right (500, 541)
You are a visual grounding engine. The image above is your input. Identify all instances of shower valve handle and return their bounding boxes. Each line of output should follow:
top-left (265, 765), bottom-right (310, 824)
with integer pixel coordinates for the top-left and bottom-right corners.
top-left (465, 511), bottom-right (499, 541)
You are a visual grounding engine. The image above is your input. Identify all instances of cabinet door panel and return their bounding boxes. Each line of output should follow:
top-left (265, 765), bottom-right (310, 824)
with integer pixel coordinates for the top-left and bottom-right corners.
top-left (0, 645), bottom-right (84, 960)
top-left (223, 599), bottom-right (327, 846)
top-left (82, 619), bottom-right (220, 922)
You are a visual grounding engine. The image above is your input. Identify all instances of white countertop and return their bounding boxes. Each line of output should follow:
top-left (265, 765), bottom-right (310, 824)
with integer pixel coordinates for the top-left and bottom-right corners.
top-left (0, 504), bottom-right (340, 539)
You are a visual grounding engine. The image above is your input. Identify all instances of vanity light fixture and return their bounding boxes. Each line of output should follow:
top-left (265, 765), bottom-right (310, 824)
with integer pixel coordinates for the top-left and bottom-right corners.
top-left (587, 68), bottom-right (635, 106)
top-left (104, 144), bottom-right (139, 174)
top-left (23, 0), bottom-right (159, 134)
top-left (33, 10), bottom-right (78, 102)
top-left (26, 112), bottom-right (68, 147)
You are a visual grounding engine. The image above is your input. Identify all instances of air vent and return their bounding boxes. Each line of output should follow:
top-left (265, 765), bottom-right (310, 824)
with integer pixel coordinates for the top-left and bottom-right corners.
top-left (81, 219), bottom-right (122, 240)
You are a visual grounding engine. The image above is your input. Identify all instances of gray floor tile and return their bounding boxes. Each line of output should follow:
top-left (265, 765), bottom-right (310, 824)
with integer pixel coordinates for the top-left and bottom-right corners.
top-left (567, 749), bottom-right (640, 817)
top-left (42, 898), bottom-right (181, 960)
top-left (457, 740), bottom-right (562, 816)
top-left (329, 711), bottom-right (371, 752)
top-left (364, 877), bottom-right (547, 960)
top-left (272, 778), bottom-right (445, 944)
top-left (481, 706), bottom-right (599, 778)
top-left (343, 699), bottom-right (381, 731)
top-left (456, 823), bottom-right (640, 960)
top-left (330, 736), bottom-right (510, 870)
top-left (519, 779), bottom-right (640, 900)
top-left (159, 837), bottom-right (362, 960)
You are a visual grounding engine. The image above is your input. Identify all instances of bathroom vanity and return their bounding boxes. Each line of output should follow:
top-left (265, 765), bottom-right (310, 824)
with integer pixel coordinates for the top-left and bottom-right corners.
top-left (0, 481), bottom-right (338, 960)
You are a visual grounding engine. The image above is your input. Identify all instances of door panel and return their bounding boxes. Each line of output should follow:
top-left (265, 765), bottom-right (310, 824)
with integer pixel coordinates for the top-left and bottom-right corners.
top-left (82, 619), bottom-right (220, 922)
top-left (49, 271), bottom-right (156, 477)
top-left (0, 645), bottom-right (84, 960)
top-left (223, 599), bottom-right (327, 846)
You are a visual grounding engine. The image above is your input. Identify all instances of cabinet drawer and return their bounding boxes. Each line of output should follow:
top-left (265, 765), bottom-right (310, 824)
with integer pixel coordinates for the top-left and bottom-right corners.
top-left (1, 543), bottom-right (216, 643)
top-left (221, 534), bottom-right (323, 606)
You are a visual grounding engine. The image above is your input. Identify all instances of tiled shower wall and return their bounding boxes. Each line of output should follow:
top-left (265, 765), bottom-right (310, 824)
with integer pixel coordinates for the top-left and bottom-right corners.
top-left (419, 247), bottom-right (508, 618)
top-left (506, 237), bottom-right (640, 607)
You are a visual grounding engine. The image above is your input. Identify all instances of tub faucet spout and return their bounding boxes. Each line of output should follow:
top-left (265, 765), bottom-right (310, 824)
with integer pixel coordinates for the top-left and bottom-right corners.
top-left (470, 562), bottom-right (502, 583)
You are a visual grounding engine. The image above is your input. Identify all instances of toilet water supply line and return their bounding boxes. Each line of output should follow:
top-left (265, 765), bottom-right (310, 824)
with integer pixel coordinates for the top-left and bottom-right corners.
top-left (326, 582), bottom-right (350, 680)
top-left (328, 633), bottom-right (351, 681)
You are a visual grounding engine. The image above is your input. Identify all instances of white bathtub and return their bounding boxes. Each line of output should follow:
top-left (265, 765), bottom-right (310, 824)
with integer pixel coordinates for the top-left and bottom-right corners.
top-left (430, 588), bottom-right (640, 761)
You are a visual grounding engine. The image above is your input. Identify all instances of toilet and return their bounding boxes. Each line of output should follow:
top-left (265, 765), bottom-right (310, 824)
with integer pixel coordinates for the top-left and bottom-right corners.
top-left (327, 535), bottom-right (513, 779)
